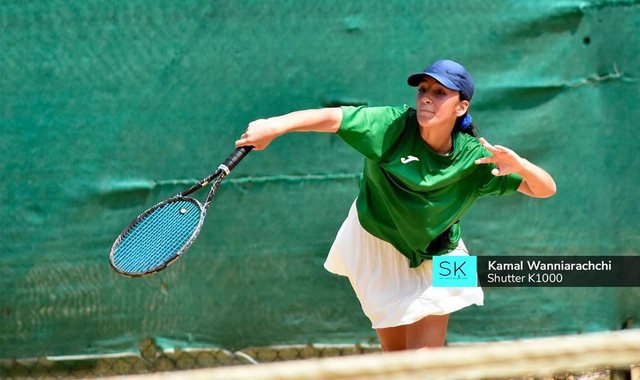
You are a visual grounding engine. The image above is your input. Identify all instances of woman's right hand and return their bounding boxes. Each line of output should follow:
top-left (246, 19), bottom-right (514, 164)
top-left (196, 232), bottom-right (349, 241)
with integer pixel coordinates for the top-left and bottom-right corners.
top-left (235, 118), bottom-right (282, 151)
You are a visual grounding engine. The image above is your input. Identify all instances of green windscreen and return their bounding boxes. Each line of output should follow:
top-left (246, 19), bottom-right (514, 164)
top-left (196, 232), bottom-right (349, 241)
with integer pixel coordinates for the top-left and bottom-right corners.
top-left (1, 0), bottom-right (638, 359)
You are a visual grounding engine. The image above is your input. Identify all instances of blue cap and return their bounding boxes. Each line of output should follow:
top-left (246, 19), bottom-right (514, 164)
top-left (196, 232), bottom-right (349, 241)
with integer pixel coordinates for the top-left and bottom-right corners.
top-left (407, 60), bottom-right (475, 101)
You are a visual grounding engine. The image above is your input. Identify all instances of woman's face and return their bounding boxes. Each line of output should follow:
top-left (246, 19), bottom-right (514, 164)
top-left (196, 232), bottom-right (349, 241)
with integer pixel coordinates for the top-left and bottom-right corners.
top-left (415, 77), bottom-right (469, 128)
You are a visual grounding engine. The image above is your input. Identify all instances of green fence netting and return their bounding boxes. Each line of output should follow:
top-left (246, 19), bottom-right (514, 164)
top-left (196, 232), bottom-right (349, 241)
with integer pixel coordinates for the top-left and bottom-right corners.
top-left (1, 0), bottom-right (639, 362)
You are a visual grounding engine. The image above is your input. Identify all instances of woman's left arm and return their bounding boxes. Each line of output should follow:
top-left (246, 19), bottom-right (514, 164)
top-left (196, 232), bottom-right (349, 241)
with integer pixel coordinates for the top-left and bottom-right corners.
top-left (474, 137), bottom-right (557, 198)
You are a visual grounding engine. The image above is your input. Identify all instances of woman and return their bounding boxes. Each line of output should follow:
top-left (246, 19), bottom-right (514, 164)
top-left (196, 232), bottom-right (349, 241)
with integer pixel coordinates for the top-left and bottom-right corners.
top-left (235, 59), bottom-right (556, 351)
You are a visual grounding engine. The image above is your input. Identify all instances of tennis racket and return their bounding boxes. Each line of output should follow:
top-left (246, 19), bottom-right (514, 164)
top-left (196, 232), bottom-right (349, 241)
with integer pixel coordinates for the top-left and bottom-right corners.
top-left (109, 146), bottom-right (252, 277)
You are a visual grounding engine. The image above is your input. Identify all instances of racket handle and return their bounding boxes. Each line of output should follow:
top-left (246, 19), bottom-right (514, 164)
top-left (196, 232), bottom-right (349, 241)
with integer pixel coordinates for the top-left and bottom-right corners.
top-left (181, 146), bottom-right (252, 197)
top-left (219, 146), bottom-right (253, 174)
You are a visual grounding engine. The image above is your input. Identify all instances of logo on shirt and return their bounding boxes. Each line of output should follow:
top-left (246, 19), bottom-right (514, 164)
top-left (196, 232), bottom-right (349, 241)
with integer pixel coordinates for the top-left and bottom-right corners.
top-left (400, 155), bottom-right (420, 164)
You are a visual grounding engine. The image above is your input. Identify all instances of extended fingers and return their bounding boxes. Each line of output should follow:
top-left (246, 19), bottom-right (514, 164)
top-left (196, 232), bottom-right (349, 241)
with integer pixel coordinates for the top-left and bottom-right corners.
top-left (475, 139), bottom-right (507, 166)
top-left (480, 137), bottom-right (511, 154)
top-left (476, 138), bottom-right (495, 165)
top-left (478, 137), bottom-right (496, 151)
top-left (474, 156), bottom-right (495, 164)
top-left (493, 144), bottom-right (514, 155)
top-left (474, 157), bottom-right (504, 177)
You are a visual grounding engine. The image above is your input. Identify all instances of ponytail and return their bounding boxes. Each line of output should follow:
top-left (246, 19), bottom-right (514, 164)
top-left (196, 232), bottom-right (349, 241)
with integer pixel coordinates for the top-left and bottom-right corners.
top-left (454, 115), bottom-right (477, 137)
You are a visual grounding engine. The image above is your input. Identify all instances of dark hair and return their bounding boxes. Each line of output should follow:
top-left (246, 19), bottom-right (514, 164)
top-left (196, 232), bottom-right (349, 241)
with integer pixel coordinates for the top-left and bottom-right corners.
top-left (454, 94), bottom-right (477, 137)
top-left (454, 115), bottom-right (477, 137)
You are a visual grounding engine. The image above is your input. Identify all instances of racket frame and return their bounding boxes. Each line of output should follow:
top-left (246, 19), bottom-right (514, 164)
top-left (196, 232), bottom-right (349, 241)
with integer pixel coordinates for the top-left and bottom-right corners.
top-left (108, 195), bottom-right (206, 277)
top-left (109, 146), bottom-right (251, 277)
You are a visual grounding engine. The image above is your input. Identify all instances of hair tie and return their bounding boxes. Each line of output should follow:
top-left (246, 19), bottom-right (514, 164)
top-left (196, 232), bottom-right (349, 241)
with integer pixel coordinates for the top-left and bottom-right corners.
top-left (460, 113), bottom-right (473, 130)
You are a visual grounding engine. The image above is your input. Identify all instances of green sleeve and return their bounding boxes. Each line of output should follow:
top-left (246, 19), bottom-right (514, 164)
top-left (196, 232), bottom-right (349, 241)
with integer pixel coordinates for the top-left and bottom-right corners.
top-left (336, 106), bottom-right (408, 161)
top-left (476, 164), bottom-right (523, 196)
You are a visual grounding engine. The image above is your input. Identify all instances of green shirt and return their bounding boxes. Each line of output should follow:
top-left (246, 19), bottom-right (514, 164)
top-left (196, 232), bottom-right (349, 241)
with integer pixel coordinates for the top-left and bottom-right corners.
top-left (337, 105), bottom-right (523, 267)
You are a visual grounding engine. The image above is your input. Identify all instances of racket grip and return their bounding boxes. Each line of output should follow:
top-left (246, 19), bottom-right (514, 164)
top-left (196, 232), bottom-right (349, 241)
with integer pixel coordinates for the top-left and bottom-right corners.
top-left (181, 146), bottom-right (253, 197)
top-left (220, 146), bottom-right (253, 173)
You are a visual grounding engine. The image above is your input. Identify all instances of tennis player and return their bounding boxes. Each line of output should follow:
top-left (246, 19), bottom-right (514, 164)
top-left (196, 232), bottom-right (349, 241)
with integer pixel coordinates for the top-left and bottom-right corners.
top-left (235, 59), bottom-right (556, 351)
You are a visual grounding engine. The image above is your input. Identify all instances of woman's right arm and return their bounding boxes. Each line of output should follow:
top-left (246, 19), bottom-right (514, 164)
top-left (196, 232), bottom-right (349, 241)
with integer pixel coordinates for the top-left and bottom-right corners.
top-left (235, 108), bottom-right (342, 150)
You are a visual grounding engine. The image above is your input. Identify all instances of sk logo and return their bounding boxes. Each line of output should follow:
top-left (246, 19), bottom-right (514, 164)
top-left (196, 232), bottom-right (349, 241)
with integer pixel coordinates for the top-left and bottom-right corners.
top-left (433, 256), bottom-right (477, 287)
top-left (401, 155), bottom-right (420, 164)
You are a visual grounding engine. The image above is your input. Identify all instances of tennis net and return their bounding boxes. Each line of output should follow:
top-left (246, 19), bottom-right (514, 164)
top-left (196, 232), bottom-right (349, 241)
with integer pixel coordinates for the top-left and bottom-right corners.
top-left (98, 329), bottom-right (640, 380)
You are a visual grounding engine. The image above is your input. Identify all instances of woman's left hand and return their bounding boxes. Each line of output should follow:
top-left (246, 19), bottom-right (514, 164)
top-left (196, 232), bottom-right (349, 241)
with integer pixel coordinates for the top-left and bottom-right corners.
top-left (474, 137), bottom-right (525, 176)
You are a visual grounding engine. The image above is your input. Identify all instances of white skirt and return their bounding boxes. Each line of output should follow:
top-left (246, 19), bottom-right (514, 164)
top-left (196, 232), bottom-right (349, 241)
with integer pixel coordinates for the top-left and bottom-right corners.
top-left (324, 201), bottom-right (484, 329)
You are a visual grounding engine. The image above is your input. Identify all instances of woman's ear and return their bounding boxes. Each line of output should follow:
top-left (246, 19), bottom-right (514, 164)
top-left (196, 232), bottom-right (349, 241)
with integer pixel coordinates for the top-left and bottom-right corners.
top-left (455, 100), bottom-right (470, 117)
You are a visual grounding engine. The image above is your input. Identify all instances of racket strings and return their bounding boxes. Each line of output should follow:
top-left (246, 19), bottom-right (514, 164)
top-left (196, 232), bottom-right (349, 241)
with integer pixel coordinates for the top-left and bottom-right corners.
top-left (112, 200), bottom-right (202, 274)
